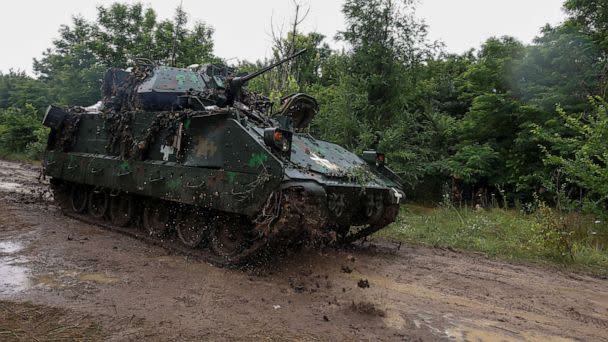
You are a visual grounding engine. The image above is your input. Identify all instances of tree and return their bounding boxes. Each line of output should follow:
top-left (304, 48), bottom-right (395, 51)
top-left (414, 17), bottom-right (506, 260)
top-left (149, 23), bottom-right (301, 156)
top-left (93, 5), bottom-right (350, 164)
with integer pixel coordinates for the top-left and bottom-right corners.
top-left (310, 0), bottom-right (441, 185)
top-left (534, 97), bottom-right (608, 205)
top-left (514, 23), bottom-right (605, 113)
top-left (0, 104), bottom-right (47, 157)
top-left (564, 0), bottom-right (608, 53)
top-left (33, 16), bottom-right (104, 105)
top-left (33, 3), bottom-right (217, 106)
top-left (0, 71), bottom-right (53, 112)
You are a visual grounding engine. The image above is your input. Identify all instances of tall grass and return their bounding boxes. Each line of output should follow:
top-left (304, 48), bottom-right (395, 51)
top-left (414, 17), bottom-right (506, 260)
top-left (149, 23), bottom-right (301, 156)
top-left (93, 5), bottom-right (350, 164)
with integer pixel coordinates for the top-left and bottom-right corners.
top-left (377, 204), bottom-right (608, 276)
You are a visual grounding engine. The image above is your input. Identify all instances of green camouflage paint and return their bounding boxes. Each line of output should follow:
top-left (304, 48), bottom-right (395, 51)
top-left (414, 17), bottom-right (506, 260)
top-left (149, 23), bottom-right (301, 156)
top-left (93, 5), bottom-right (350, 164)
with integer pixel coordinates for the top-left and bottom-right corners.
top-left (118, 160), bottom-right (130, 171)
top-left (176, 73), bottom-right (186, 87)
top-left (227, 171), bottom-right (237, 185)
top-left (247, 153), bottom-right (268, 168)
top-left (167, 177), bottom-right (182, 191)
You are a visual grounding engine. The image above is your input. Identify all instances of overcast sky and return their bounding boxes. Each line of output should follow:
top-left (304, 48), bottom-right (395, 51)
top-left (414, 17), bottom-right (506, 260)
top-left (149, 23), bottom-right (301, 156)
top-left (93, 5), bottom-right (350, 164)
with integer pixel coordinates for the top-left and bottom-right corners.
top-left (0, 0), bottom-right (566, 74)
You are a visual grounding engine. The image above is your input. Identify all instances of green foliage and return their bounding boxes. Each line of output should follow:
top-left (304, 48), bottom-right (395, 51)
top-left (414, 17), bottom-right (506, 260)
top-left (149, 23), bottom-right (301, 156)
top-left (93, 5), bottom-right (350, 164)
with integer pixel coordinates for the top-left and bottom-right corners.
top-left (534, 98), bottom-right (608, 205)
top-left (308, 0), bottom-right (442, 185)
top-left (242, 31), bottom-right (334, 107)
top-left (0, 105), bottom-right (48, 160)
top-left (26, 124), bottom-right (51, 160)
top-left (33, 2), bottom-right (217, 106)
top-left (514, 23), bottom-right (604, 112)
top-left (0, 71), bottom-right (53, 111)
top-left (441, 144), bottom-right (498, 182)
top-left (377, 205), bottom-right (608, 275)
top-left (563, 0), bottom-right (608, 52)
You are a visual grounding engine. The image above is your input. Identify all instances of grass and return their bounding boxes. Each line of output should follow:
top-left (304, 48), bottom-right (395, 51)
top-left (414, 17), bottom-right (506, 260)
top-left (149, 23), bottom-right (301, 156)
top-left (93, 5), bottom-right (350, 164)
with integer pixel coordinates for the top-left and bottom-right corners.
top-left (0, 151), bottom-right (32, 162)
top-left (376, 204), bottom-right (608, 277)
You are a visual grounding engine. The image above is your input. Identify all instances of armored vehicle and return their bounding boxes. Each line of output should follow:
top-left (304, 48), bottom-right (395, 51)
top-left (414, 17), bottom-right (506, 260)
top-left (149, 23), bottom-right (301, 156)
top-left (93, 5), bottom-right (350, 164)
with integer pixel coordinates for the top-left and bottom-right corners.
top-left (42, 50), bottom-right (405, 264)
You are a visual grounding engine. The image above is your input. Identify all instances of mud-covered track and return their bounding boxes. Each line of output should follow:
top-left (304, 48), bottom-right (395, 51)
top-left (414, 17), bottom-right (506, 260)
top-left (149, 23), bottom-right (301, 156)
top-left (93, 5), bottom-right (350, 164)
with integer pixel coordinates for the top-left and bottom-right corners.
top-left (50, 179), bottom-right (298, 267)
top-left (62, 210), bottom-right (241, 268)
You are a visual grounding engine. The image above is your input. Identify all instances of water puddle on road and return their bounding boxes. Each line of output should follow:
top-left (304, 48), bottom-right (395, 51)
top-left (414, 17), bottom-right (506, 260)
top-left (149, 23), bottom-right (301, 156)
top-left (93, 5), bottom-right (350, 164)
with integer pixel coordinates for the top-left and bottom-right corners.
top-left (78, 272), bottom-right (119, 284)
top-left (0, 241), bottom-right (31, 295)
top-left (0, 241), bottom-right (24, 254)
top-left (32, 271), bottom-right (120, 289)
top-left (0, 182), bottom-right (26, 193)
top-left (445, 319), bottom-right (575, 342)
top-left (0, 257), bottom-right (30, 295)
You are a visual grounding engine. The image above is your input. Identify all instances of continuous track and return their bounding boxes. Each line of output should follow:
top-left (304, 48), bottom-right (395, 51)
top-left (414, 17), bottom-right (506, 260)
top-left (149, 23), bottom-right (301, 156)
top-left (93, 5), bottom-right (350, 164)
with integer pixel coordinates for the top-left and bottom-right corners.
top-left (52, 181), bottom-right (395, 267)
top-left (62, 210), bottom-right (261, 267)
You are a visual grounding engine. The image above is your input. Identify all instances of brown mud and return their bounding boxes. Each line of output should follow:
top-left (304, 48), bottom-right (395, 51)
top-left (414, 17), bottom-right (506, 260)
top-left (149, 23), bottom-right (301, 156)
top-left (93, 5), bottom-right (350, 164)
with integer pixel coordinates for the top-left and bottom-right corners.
top-left (0, 159), bottom-right (607, 341)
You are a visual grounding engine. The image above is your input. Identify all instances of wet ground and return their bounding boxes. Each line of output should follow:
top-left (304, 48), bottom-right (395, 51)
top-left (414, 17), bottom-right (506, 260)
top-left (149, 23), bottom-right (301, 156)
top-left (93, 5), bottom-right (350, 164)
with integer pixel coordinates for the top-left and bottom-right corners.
top-left (0, 159), bottom-right (607, 341)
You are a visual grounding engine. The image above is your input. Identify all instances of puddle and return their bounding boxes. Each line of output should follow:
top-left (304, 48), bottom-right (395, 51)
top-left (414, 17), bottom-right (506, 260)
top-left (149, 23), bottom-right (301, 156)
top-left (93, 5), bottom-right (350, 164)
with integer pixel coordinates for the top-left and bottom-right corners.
top-left (32, 270), bottom-right (119, 290)
top-left (0, 241), bottom-right (24, 254)
top-left (346, 270), bottom-right (562, 327)
top-left (382, 309), bottom-right (407, 330)
top-left (78, 272), bottom-right (119, 284)
top-left (0, 182), bottom-right (27, 193)
top-left (0, 256), bottom-right (31, 295)
top-left (445, 319), bottom-right (575, 342)
top-left (151, 255), bottom-right (183, 267)
top-left (33, 274), bottom-right (62, 289)
top-left (0, 241), bottom-right (30, 295)
top-left (447, 326), bottom-right (574, 342)
top-left (558, 286), bottom-right (608, 311)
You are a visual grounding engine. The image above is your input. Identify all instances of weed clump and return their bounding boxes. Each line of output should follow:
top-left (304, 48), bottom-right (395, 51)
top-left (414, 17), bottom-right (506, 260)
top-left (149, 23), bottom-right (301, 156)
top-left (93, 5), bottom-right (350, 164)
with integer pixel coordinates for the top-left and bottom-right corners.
top-left (350, 301), bottom-right (386, 317)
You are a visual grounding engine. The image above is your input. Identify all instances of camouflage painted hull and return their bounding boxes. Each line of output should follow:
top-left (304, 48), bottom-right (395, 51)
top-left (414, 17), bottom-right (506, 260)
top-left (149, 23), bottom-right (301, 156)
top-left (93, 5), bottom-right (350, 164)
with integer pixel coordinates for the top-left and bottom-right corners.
top-left (43, 98), bottom-right (404, 263)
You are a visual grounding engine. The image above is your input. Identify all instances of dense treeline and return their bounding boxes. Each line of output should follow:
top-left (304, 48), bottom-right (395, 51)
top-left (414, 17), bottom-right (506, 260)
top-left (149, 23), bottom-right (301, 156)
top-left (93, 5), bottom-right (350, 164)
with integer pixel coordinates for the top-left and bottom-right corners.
top-left (1, 0), bottom-right (607, 210)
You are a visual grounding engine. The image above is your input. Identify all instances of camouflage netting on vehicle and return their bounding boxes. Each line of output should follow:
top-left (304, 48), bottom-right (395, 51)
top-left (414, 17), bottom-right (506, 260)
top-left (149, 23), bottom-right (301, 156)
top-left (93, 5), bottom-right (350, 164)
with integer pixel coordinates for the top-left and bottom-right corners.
top-left (104, 110), bottom-right (136, 159)
top-left (48, 113), bottom-right (81, 152)
top-left (104, 110), bottom-right (203, 160)
top-left (101, 65), bottom-right (152, 112)
top-left (133, 111), bottom-right (192, 160)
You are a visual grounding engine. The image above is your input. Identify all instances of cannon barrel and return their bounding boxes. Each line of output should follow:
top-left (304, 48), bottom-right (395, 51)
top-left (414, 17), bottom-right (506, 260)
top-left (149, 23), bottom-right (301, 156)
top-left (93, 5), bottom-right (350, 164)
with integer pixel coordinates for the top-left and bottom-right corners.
top-left (229, 49), bottom-right (307, 91)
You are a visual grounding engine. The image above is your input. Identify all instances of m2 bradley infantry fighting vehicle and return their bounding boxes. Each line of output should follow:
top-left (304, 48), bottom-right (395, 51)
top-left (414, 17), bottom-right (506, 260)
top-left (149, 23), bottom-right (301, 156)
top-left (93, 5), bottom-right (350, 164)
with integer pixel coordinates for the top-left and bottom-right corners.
top-left (42, 49), bottom-right (405, 265)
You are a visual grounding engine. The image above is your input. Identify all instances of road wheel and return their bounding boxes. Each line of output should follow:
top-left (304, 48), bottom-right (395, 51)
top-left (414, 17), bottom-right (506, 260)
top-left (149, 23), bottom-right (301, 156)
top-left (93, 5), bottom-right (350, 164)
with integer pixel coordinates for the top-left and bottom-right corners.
top-left (109, 194), bottom-right (133, 227)
top-left (210, 215), bottom-right (248, 259)
top-left (70, 184), bottom-right (88, 213)
top-left (176, 208), bottom-right (212, 248)
top-left (88, 188), bottom-right (108, 219)
top-left (142, 200), bottom-right (171, 237)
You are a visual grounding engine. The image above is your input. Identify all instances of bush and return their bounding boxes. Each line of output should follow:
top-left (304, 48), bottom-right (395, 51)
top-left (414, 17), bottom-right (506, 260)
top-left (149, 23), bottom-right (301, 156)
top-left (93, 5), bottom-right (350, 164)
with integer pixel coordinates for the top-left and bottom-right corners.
top-left (0, 104), bottom-right (48, 160)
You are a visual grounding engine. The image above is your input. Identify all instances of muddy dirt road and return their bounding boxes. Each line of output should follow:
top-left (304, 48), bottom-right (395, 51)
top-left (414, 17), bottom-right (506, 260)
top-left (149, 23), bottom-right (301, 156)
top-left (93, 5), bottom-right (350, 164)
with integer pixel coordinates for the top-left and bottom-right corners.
top-left (0, 160), bottom-right (607, 341)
